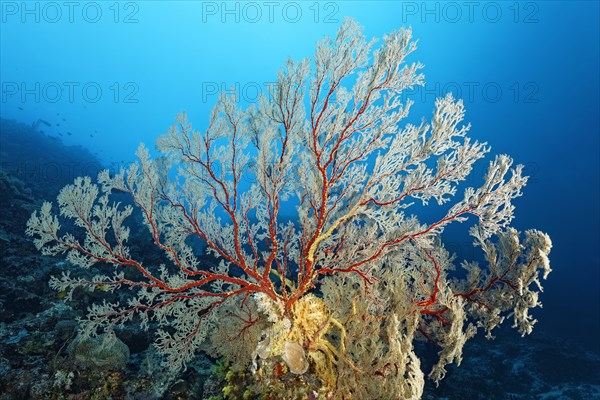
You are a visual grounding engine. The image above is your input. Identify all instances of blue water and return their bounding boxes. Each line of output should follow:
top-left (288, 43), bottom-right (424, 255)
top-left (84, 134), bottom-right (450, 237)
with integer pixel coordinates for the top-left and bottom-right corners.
top-left (1, 0), bottom-right (598, 356)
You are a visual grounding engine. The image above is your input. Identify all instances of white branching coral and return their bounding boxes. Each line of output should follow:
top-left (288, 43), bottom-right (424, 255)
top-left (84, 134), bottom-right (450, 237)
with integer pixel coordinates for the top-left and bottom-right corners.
top-left (26, 18), bottom-right (551, 399)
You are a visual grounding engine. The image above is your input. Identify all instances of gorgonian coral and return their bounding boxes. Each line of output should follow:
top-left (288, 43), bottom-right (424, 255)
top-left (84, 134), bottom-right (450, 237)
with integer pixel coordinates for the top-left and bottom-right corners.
top-left (27, 18), bottom-right (551, 399)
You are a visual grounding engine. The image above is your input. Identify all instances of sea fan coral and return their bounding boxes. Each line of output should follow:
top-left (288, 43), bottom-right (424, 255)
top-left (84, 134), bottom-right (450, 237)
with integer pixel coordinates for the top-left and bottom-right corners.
top-left (26, 18), bottom-right (551, 399)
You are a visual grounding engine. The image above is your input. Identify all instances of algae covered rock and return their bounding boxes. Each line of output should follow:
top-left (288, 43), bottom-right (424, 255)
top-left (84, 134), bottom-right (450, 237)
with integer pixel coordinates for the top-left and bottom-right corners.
top-left (68, 332), bottom-right (129, 370)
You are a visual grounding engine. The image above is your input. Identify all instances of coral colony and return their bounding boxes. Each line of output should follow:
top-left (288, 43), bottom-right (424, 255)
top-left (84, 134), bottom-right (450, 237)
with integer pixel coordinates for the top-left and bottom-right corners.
top-left (27, 19), bottom-right (551, 399)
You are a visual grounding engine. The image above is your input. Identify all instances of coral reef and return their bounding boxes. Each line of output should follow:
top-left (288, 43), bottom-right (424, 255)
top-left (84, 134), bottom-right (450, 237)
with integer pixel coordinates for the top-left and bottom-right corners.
top-left (25, 19), bottom-right (554, 398)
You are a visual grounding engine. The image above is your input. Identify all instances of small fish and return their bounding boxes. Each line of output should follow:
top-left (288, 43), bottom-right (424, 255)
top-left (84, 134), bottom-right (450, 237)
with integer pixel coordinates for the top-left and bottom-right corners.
top-left (67, 132), bottom-right (72, 136)
top-left (58, 132), bottom-right (63, 136)
top-left (56, 123), bottom-right (60, 126)
top-left (89, 134), bottom-right (93, 138)
top-left (18, 107), bottom-right (23, 111)
top-left (62, 118), bottom-right (66, 122)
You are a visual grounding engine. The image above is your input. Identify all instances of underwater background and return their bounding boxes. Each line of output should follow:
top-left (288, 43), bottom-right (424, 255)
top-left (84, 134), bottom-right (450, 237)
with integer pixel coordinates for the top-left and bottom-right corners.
top-left (1, 1), bottom-right (598, 399)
